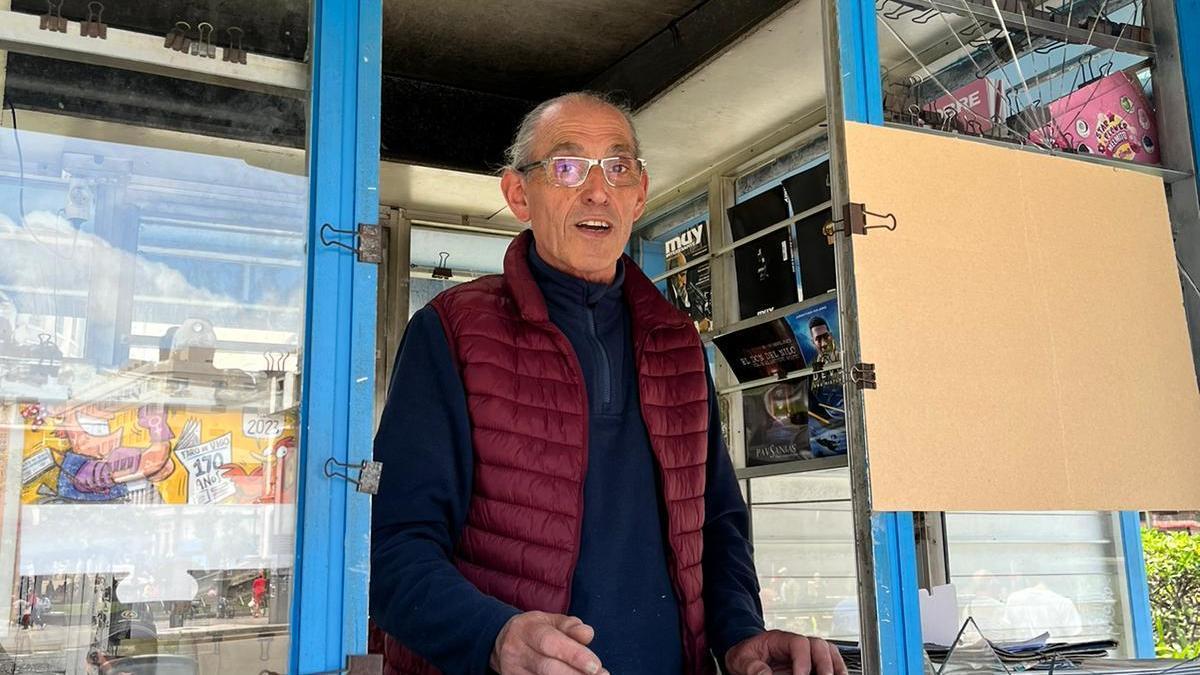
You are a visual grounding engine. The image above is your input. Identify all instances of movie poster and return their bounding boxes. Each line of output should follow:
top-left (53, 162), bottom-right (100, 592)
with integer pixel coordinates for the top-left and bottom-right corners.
top-left (664, 221), bottom-right (713, 332)
top-left (787, 298), bottom-right (841, 368)
top-left (786, 299), bottom-right (847, 456)
top-left (728, 187), bottom-right (799, 319)
top-left (743, 379), bottom-right (810, 466)
top-left (713, 319), bottom-right (806, 383)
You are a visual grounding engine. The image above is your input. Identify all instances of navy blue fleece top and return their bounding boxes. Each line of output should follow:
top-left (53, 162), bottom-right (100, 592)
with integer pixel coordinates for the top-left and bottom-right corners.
top-left (369, 243), bottom-right (764, 674)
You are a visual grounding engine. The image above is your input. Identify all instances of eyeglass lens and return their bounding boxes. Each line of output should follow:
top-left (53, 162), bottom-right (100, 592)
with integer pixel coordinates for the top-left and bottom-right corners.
top-left (548, 157), bottom-right (641, 187)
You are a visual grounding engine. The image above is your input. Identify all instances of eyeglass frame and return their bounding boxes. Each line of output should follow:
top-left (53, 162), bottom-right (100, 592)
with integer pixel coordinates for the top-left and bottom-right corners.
top-left (515, 155), bottom-right (648, 188)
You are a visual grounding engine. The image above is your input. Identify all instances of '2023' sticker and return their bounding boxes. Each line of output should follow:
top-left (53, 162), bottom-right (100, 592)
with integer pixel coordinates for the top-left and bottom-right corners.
top-left (243, 412), bottom-right (284, 439)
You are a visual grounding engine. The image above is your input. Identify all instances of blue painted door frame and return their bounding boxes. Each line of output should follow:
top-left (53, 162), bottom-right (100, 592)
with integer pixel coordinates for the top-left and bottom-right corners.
top-left (835, 2), bottom-right (925, 674)
top-left (292, 0), bottom-right (382, 671)
top-left (1119, 512), bottom-right (1155, 658)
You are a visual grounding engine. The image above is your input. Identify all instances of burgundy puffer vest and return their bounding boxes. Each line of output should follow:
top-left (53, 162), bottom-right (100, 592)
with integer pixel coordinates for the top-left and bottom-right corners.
top-left (370, 231), bottom-right (715, 674)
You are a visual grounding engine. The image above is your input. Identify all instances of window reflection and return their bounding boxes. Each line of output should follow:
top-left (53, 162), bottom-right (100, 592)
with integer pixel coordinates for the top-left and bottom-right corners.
top-left (0, 120), bottom-right (304, 672)
top-left (749, 469), bottom-right (860, 640)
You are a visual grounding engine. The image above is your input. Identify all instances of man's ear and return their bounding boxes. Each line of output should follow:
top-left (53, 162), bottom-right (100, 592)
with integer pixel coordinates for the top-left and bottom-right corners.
top-left (631, 167), bottom-right (650, 222)
top-left (500, 170), bottom-right (532, 223)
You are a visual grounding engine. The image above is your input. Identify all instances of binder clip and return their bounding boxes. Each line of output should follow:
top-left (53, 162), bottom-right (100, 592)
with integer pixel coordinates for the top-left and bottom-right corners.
top-left (39, 0), bottom-right (67, 33)
top-left (164, 22), bottom-right (191, 52)
top-left (191, 22), bottom-right (216, 58)
top-left (324, 458), bottom-right (383, 495)
top-left (81, 2), bottom-right (107, 39)
top-left (223, 27), bottom-right (247, 65)
top-left (432, 252), bottom-right (453, 280)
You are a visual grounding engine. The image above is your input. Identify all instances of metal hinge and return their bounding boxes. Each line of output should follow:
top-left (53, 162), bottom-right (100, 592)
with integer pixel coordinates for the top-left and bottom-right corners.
top-left (319, 223), bottom-right (383, 264)
top-left (811, 363), bottom-right (877, 390)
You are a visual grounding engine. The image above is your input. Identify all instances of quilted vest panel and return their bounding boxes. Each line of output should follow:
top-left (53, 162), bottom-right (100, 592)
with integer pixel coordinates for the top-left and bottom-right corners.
top-left (372, 231), bottom-right (715, 674)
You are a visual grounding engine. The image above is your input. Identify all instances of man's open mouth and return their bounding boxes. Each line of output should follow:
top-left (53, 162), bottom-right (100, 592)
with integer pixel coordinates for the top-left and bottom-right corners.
top-left (576, 219), bottom-right (612, 232)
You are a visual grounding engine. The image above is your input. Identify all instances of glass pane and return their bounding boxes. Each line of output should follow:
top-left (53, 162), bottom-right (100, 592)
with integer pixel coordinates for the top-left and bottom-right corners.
top-left (749, 469), bottom-right (859, 640)
top-left (875, 1), bottom-right (1164, 168)
top-left (945, 511), bottom-right (1133, 654)
top-left (0, 14), bottom-right (309, 672)
top-left (406, 227), bottom-right (513, 319)
top-left (410, 227), bottom-right (510, 272)
top-left (1143, 511), bottom-right (1200, 661)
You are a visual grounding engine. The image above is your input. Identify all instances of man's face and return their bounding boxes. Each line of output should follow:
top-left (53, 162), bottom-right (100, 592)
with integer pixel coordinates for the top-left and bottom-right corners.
top-left (811, 325), bottom-right (836, 355)
top-left (500, 100), bottom-right (648, 283)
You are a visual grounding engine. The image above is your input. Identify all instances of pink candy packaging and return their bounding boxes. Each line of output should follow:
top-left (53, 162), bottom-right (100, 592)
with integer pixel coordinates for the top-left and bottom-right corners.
top-left (1028, 71), bottom-right (1159, 165)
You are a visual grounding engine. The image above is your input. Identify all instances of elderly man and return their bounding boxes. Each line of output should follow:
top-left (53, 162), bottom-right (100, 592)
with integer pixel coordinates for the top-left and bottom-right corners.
top-left (369, 92), bottom-right (848, 675)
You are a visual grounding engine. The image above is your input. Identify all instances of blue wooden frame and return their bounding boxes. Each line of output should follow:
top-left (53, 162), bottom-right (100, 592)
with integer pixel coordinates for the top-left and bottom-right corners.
top-left (836, 1), bottom-right (924, 673)
top-left (1118, 512), bottom-right (1155, 658)
top-left (1179, 0), bottom-right (1200, 200)
top-left (291, 0), bottom-right (382, 670)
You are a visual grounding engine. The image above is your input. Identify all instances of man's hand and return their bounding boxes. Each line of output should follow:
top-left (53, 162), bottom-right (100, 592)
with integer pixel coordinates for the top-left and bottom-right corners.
top-left (490, 611), bottom-right (608, 675)
top-left (726, 630), bottom-right (848, 675)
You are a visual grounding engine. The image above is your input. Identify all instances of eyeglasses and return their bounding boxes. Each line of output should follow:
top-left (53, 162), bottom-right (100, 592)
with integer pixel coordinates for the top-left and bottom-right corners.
top-left (516, 156), bottom-right (647, 188)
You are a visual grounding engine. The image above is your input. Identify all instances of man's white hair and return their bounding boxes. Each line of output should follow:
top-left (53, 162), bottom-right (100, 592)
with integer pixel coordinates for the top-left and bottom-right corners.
top-left (504, 91), bottom-right (641, 171)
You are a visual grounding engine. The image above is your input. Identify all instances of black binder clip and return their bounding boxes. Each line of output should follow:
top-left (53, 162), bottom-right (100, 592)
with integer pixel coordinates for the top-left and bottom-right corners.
top-left (164, 22), bottom-right (191, 52)
top-left (319, 223), bottom-right (382, 263)
top-left (39, 0), bottom-right (67, 33)
top-left (324, 458), bottom-right (383, 495)
top-left (223, 27), bottom-right (247, 65)
top-left (81, 2), bottom-right (107, 38)
top-left (432, 252), bottom-right (453, 280)
top-left (192, 22), bottom-right (216, 58)
top-left (823, 203), bottom-right (898, 243)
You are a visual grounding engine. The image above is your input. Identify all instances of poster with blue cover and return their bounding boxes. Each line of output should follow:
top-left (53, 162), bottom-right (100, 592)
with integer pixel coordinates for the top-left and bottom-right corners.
top-left (786, 297), bottom-right (847, 457)
top-left (787, 296), bottom-right (840, 367)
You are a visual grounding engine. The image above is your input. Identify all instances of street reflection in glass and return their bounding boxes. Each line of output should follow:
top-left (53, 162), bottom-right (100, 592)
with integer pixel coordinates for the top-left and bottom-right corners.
top-left (1, 122), bottom-right (306, 673)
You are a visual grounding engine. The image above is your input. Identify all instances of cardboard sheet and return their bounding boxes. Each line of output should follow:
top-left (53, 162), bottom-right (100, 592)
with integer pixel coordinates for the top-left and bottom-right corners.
top-left (844, 122), bottom-right (1200, 511)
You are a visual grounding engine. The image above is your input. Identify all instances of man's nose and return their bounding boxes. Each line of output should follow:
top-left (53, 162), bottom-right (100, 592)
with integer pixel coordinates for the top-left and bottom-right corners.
top-left (580, 166), bottom-right (611, 205)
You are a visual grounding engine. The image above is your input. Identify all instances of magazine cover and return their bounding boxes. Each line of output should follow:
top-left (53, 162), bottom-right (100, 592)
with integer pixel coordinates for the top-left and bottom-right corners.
top-left (712, 318), bottom-right (806, 383)
top-left (786, 298), bottom-right (846, 456)
top-left (787, 297), bottom-right (841, 368)
top-left (794, 209), bottom-right (837, 300)
top-left (728, 187), bottom-right (799, 319)
top-left (664, 220), bottom-right (713, 332)
top-left (743, 379), bottom-right (810, 466)
top-left (781, 161), bottom-right (830, 215)
top-left (805, 381), bottom-right (847, 458)
top-left (783, 162), bottom-right (837, 300)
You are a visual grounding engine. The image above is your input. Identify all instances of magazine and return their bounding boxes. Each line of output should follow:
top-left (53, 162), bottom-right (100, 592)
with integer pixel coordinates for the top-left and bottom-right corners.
top-left (712, 318), bottom-right (806, 383)
top-left (783, 163), bottom-right (837, 300)
top-left (663, 220), bottom-right (712, 332)
top-left (727, 187), bottom-right (799, 319)
top-left (743, 379), bottom-right (810, 466)
top-left (786, 297), bottom-right (840, 368)
top-left (785, 298), bottom-right (846, 456)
